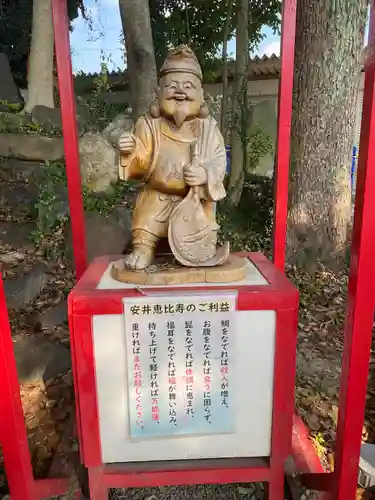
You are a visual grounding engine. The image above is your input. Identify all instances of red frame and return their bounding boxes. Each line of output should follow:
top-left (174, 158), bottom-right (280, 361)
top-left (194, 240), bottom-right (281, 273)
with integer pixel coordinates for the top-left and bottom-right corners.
top-left (68, 253), bottom-right (299, 499)
top-left (52, 0), bottom-right (87, 281)
top-left (0, 0), bottom-right (374, 497)
top-left (332, 2), bottom-right (375, 498)
top-left (0, 3), bottom-right (85, 496)
top-left (273, 0), bottom-right (297, 271)
top-left (0, 276), bottom-right (69, 500)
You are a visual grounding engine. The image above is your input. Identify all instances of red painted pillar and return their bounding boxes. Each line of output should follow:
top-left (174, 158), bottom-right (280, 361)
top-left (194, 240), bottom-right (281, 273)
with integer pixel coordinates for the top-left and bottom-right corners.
top-left (52, 0), bottom-right (87, 280)
top-left (332, 4), bottom-right (375, 499)
top-left (0, 275), bottom-right (35, 500)
top-left (272, 0), bottom-right (297, 271)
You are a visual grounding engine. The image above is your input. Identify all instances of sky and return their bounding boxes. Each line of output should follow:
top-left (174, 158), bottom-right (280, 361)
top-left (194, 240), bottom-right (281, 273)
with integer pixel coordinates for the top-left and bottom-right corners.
top-left (70, 0), bottom-right (281, 75)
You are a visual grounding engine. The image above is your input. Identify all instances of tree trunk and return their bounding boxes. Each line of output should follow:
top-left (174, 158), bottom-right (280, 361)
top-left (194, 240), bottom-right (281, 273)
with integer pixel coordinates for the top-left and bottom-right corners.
top-left (24, 0), bottom-right (55, 113)
top-left (118, 0), bottom-right (157, 122)
top-left (220, 0), bottom-right (234, 139)
top-left (287, 0), bottom-right (367, 271)
top-left (228, 0), bottom-right (248, 206)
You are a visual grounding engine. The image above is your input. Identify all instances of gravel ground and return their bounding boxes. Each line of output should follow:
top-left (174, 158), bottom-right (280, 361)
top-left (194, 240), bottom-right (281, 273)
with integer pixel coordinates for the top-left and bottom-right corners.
top-left (109, 483), bottom-right (265, 500)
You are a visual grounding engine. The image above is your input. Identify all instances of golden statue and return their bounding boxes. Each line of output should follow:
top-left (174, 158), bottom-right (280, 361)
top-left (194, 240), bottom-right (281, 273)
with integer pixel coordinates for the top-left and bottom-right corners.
top-left (118, 46), bottom-right (230, 272)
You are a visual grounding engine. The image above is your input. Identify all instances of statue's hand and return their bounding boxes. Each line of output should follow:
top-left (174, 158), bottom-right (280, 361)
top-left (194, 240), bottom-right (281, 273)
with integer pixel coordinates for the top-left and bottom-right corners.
top-left (118, 132), bottom-right (136, 155)
top-left (183, 163), bottom-right (207, 187)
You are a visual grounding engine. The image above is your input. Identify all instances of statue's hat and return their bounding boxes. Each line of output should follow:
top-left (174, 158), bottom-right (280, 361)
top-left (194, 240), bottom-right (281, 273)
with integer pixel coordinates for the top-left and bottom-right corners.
top-left (160, 45), bottom-right (202, 81)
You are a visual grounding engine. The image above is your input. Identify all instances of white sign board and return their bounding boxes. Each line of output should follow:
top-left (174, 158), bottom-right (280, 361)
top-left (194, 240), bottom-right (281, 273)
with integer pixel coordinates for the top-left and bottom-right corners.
top-left (123, 293), bottom-right (237, 440)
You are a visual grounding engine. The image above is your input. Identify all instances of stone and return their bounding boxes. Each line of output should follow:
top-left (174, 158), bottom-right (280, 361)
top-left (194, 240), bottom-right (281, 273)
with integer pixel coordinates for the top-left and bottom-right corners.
top-left (0, 133), bottom-right (64, 161)
top-left (103, 113), bottom-right (133, 147)
top-left (4, 263), bottom-right (50, 311)
top-left (13, 335), bottom-right (71, 384)
top-left (32, 105), bottom-right (62, 130)
top-left (112, 204), bottom-right (133, 229)
top-left (79, 132), bottom-right (118, 192)
top-left (111, 254), bottom-right (247, 285)
top-left (0, 53), bottom-right (23, 111)
top-left (0, 182), bottom-right (39, 218)
top-left (32, 105), bottom-right (87, 136)
top-left (0, 111), bottom-right (32, 133)
top-left (0, 221), bottom-right (37, 248)
top-left (66, 209), bottom-right (131, 263)
top-left (39, 300), bottom-right (68, 328)
top-left (0, 158), bottom-right (44, 183)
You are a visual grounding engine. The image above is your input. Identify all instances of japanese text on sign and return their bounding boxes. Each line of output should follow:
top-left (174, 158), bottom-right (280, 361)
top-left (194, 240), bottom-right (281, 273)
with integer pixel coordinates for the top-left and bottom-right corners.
top-left (128, 300), bottom-right (231, 316)
top-left (123, 293), bottom-right (236, 439)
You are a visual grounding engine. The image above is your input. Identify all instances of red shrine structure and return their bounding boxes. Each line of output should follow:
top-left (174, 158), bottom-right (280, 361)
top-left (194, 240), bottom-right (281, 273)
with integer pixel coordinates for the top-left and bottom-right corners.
top-left (0, 0), bottom-right (375, 498)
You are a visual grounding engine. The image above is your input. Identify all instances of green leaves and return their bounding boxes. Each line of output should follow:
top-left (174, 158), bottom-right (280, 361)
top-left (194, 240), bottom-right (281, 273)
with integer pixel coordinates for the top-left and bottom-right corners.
top-left (150, 0), bottom-right (281, 73)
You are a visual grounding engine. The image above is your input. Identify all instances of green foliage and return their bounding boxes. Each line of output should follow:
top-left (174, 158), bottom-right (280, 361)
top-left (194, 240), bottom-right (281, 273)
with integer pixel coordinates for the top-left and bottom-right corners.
top-left (0, 0), bottom-right (84, 87)
top-left (196, 56), bottom-right (226, 83)
top-left (33, 161), bottom-right (273, 265)
top-left (150, 0), bottom-right (281, 72)
top-left (231, 82), bottom-right (274, 173)
top-left (0, 112), bottom-right (62, 136)
top-left (0, 100), bottom-right (23, 112)
top-left (32, 158), bottom-right (133, 245)
top-left (31, 160), bottom-right (69, 244)
top-left (205, 94), bottom-right (222, 121)
top-left (82, 182), bottom-right (135, 215)
top-left (77, 63), bottom-right (131, 132)
top-left (218, 174), bottom-right (273, 253)
top-left (232, 73), bottom-right (273, 169)
top-left (247, 123), bottom-right (274, 171)
top-left (93, 62), bottom-right (111, 93)
top-left (33, 161), bottom-right (273, 261)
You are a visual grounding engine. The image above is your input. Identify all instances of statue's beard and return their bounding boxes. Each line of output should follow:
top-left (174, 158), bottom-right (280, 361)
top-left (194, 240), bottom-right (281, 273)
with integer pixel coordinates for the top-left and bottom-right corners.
top-left (160, 98), bottom-right (201, 129)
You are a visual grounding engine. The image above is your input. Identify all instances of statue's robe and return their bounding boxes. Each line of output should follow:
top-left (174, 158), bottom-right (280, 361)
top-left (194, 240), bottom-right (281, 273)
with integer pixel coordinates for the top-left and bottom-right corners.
top-left (119, 114), bottom-right (226, 241)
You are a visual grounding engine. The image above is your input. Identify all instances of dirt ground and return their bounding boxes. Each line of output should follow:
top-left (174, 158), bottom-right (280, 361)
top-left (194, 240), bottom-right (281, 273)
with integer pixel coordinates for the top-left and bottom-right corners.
top-left (1, 222), bottom-right (375, 499)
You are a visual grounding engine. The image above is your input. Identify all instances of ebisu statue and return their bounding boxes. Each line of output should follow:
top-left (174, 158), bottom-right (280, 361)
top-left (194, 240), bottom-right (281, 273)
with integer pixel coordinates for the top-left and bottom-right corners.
top-left (117, 45), bottom-right (230, 273)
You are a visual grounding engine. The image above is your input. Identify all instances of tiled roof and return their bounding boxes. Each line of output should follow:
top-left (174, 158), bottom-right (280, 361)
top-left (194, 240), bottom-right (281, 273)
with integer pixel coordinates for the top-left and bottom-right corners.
top-left (226, 54), bottom-right (280, 79)
top-left (248, 54), bottom-right (280, 78)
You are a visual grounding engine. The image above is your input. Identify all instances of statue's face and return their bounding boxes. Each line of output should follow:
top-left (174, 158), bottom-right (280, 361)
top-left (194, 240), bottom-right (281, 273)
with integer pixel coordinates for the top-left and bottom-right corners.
top-left (158, 72), bottom-right (203, 128)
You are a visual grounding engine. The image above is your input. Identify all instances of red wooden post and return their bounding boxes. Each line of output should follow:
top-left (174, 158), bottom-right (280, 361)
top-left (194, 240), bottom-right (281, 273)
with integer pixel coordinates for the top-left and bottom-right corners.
top-left (0, 274), bottom-right (35, 500)
top-left (332, 3), bottom-right (375, 498)
top-left (52, 0), bottom-right (87, 280)
top-left (272, 0), bottom-right (297, 271)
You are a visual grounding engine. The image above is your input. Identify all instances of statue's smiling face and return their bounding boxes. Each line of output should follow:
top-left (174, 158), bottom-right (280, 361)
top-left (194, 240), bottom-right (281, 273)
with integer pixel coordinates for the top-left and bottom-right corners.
top-left (158, 72), bottom-right (203, 128)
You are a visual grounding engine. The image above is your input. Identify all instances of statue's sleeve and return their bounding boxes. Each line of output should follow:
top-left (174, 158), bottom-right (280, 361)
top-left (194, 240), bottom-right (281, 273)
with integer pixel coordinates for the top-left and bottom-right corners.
top-left (201, 124), bottom-right (227, 201)
top-left (119, 117), bottom-right (153, 181)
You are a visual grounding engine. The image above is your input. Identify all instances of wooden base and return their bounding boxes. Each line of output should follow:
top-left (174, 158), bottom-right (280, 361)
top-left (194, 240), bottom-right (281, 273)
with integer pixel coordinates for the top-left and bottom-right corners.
top-left (110, 254), bottom-right (248, 285)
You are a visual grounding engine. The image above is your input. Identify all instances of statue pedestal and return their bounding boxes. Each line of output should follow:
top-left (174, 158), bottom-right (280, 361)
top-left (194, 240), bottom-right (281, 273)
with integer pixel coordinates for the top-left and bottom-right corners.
top-left (68, 253), bottom-right (298, 499)
top-left (110, 254), bottom-right (248, 285)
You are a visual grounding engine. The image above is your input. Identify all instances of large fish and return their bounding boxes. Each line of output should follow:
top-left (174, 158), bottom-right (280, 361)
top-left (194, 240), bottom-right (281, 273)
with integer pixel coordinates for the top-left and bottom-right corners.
top-left (168, 141), bottom-right (230, 267)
